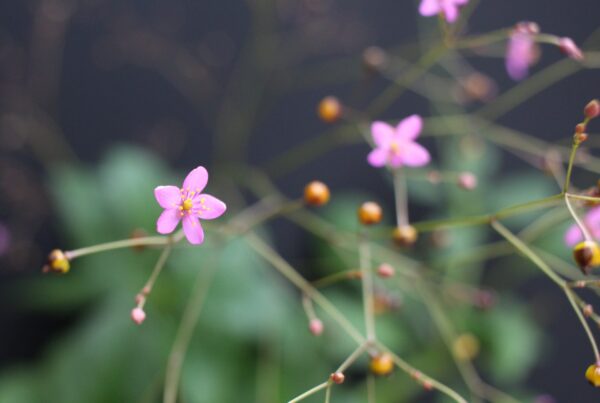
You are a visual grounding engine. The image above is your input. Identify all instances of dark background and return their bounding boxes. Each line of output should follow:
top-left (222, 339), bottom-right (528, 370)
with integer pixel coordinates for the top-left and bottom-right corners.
top-left (1, 0), bottom-right (600, 401)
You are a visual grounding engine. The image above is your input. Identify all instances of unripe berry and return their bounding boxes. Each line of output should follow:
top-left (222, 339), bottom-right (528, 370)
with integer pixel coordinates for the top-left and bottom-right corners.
top-left (392, 225), bottom-right (418, 247)
top-left (330, 372), bottom-right (345, 384)
top-left (304, 181), bottom-right (330, 206)
top-left (358, 202), bottom-right (382, 225)
top-left (573, 241), bottom-right (600, 274)
top-left (369, 353), bottom-right (394, 376)
top-left (317, 96), bottom-right (342, 123)
top-left (586, 363), bottom-right (600, 387)
top-left (584, 99), bottom-right (600, 120)
top-left (309, 318), bottom-right (324, 336)
top-left (45, 249), bottom-right (70, 274)
top-left (452, 333), bottom-right (480, 361)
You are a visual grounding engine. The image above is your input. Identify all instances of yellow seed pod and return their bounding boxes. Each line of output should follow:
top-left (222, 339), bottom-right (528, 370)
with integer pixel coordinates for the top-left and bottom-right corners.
top-left (586, 364), bottom-right (600, 387)
top-left (303, 181), bottom-right (330, 207)
top-left (370, 353), bottom-right (394, 376)
top-left (573, 241), bottom-right (600, 274)
top-left (317, 96), bottom-right (342, 123)
top-left (358, 202), bottom-right (382, 225)
top-left (452, 333), bottom-right (480, 361)
top-left (47, 249), bottom-right (70, 274)
top-left (392, 225), bottom-right (418, 247)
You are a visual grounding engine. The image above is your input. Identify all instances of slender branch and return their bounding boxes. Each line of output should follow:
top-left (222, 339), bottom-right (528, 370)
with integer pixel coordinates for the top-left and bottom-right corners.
top-left (288, 382), bottom-right (329, 403)
top-left (359, 229), bottom-right (376, 341)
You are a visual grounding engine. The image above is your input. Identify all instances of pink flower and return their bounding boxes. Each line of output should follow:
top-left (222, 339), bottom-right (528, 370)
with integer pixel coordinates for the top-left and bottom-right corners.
top-left (558, 37), bottom-right (584, 61)
top-left (506, 22), bottom-right (540, 81)
top-left (564, 206), bottom-right (600, 247)
top-left (131, 307), bottom-right (146, 325)
top-left (154, 166), bottom-right (227, 245)
top-left (368, 115), bottom-right (430, 169)
top-left (418, 0), bottom-right (469, 23)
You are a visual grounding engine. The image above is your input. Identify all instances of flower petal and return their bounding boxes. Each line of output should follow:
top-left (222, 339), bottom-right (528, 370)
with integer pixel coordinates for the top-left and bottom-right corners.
top-left (401, 142), bottom-right (431, 167)
top-left (506, 35), bottom-right (533, 81)
top-left (154, 186), bottom-right (181, 209)
top-left (157, 209), bottom-right (181, 234)
top-left (396, 115), bottom-right (423, 141)
top-left (371, 121), bottom-right (394, 147)
top-left (182, 215), bottom-right (205, 244)
top-left (419, 0), bottom-right (440, 16)
top-left (182, 166), bottom-right (209, 193)
top-left (367, 148), bottom-right (388, 168)
top-left (196, 194), bottom-right (227, 220)
top-left (564, 223), bottom-right (583, 247)
top-left (442, 3), bottom-right (459, 23)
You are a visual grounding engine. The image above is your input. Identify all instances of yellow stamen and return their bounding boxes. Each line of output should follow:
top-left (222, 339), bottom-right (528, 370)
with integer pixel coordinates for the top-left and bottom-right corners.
top-left (182, 198), bottom-right (193, 211)
top-left (390, 141), bottom-right (400, 154)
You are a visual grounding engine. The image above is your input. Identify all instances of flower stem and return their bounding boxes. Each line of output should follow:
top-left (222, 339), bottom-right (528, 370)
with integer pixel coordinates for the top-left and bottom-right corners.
top-left (359, 229), bottom-right (376, 341)
top-left (563, 141), bottom-right (580, 193)
top-left (288, 382), bottom-right (329, 403)
top-left (142, 241), bottom-right (173, 296)
top-left (564, 193), bottom-right (593, 241)
top-left (393, 168), bottom-right (408, 227)
top-left (366, 373), bottom-right (375, 403)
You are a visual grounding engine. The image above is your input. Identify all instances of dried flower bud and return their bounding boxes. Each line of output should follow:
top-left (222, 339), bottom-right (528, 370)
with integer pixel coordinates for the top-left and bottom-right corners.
top-left (317, 96), bottom-right (342, 123)
top-left (462, 72), bottom-right (497, 102)
top-left (392, 225), bottom-right (418, 247)
top-left (131, 307), bottom-right (146, 325)
top-left (573, 241), bottom-right (600, 274)
top-left (558, 37), bottom-right (584, 61)
top-left (586, 363), bottom-right (600, 387)
top-left (452, 333), bottom-right (480, 361)
top-left (309, 318), bottom-right (324, 336)
top-left (362, 46), bottom-right (388, 72)
top-left (45, 249), bottom-right (70, 274)
top-left (377, 263), bottom-right (395, 278)
top-left (575, 123), bottom-right (586, 134)
top-left (369, 353), bottom-right (394, 376)
top-left (584, 304), bottom-right (594, 317)
top-left (584, 99), bottom-right (600, 120)
top-left (358, 201), bottom-right (382, 225)
top-left (330, 372), bottom-right (345, 384)
top-left (574, 132), bottom-right (588, 145)
top-left (457, 172), bottom-right (477, 190)
top-left (304, 181), bottom-right (330, 206)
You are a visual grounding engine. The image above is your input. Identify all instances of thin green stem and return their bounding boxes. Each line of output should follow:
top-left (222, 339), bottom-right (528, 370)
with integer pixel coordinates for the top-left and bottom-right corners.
top-left (565, 287), bottom-right (600, 362)
top-left (324, 385), bottom-right (331, 403)
top-left (564, 194), bottom-right (593, 241)
top-left (288, 382), bottom-right (329, 403)
top-left (366, 373), bottom-right (375, 403)
top-left (564, 142), bottom-right (580, 193)
top-left (336, 343), bottom-right (368, 373)
top-left (142, 242), bottom-right (173, 296)
top-left (393, 168), bottom-right (408, 227)
top-left (359, 229), bottom-right (376, 341)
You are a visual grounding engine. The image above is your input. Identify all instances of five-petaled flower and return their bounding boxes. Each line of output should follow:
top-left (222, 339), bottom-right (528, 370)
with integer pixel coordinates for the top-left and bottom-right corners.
top-left (368, 115), bottom-right (430, 169)
top-left (505, 22), bottom-right (540, 81)
top-left (154, 166), bottom-right (226, 245)
top-left (564, 206), bottom-right (600, 247)
top-left (418, 0), bottom-right (469, 24)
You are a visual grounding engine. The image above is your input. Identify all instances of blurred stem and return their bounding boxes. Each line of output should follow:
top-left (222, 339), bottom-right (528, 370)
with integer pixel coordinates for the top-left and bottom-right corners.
top-left (163, 255), bottom-right (218, 403)
top-left (288, 382), bottom-right (329, 403)
top-left (393, 168), bottom-right (408, 227)
top-left (359, 229), bottom-right (376, 341)
top-left (312, 269), bottom-right (362, 288)
top-left (366, 374), bottom-right (375, 403)
top-left (324, 385), bottom-right (331, 403)
top-left (563, 140), bottom-right (580, 193)
top-left (564, 194), bottom-right (593, 241)
top-left (141, 243), bottom-right (173, 296)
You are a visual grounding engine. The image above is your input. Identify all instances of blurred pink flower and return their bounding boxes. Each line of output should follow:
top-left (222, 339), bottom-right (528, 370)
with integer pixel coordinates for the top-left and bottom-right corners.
top-left (368, 115), bottom-right (430, 169)
top-left (506, 22), bottom-right (539, 81)
top-left (558, 37), bottom-right (584, 61)
top-left (418, 0), bottom-right (469, 23)
top-left (154, 166), bottom-right (227, 245)
top-left (564, 206), bottom-right (600, 247)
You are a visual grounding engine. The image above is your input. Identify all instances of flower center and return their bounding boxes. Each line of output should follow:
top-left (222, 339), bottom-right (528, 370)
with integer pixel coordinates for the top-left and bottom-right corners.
top-left (389, 141), bottom-right (401, 154)
top-left (182, 198), bottom-right (193, 211)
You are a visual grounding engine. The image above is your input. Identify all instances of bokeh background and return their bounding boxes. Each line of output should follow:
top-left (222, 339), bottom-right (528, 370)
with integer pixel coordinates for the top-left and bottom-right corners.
top-left (1, 0), bottom-right (600, 402)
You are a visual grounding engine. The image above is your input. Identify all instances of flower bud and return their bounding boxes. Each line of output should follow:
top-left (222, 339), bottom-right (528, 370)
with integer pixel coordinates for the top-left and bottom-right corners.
top-left (377, 263), bottom-right (395, 278)
top-left (584, 304), bottom-right (594, 317)
top-left (573, 241), bottom-right (600, 274)
top-left (362, 46), bottom-right (388, 72)
top-left (558, 37), bottom-right (584, 61)
top-left (452, 333), bottom-right (480, 361)
top-left (317, 96), bottom-right (342, 123)
top-left (369, 353), bottom-right (394, 376)
top-left (457, 172), bottom-right (477, 190)
top-left (309, 318), bottom-right (324, 336)
top-left (584, 99), bottom-right (600, 120)
top-left (330, 372), bottom-right (345, 384)
top-left (45, 249), bottom-right (70, 274)
top-left (574, 132), bottom-right (588, 145)
top-left (586, 363), bottom-right (600, 387)
top-left (392, 225), bottom-right (418, 247)
top-left (575, 123), bottom-right (586, 134)
top-left (131, 307), bottom-right (146, 325)
top-left (304, 181), bottom-right (330, 206)
top-left (358, 202), bottom-right (382, 225)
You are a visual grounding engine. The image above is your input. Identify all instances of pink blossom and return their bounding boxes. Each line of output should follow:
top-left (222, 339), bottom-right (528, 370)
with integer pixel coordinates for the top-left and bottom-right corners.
top-left (154, 166), bottom-right (226, 245)
top-left (558, 37), bottom-right (584, 61)
top-left (309, 318), bottom-right (324, 336)
top-left (368, 115), bottom-right (430, 169)
top-left (131, 307), bottom-right (146, 325)
top-left (506, 22), bottom-right (539, 81)
top-left (564, 206), bottom-right (600, 247)
top-left (418, 0), bottom-right (469, 23)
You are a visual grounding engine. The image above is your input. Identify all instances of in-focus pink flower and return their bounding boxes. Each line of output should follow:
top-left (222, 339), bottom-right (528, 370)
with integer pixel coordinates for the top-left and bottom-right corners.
top-left (564, 206), bottom-right (600, 247)
top-left (154, 166), bottom-right (226, 245)
top-left (506, 22), bottom-right (540, 81)
top-left (558, 37), bottom-right (584, 61)
top-left (418, 0), bottom-right (469, 23)
top-left (368, 115), bottom-right (430, 169)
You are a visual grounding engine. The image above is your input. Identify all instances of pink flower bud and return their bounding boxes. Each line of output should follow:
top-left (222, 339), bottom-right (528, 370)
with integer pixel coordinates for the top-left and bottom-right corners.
top-left (377, 263), bottom-right (395, 278)
top-left (309, 318), bottom-right (323, 336)
top-left (131, 307), bottom-right (146, 325)
top-left (558, 37), bottom-right (584, 61)
top-left (585, 99), bottom-right (600, 120)
top-left (457, 172), bottom-right (477, 190)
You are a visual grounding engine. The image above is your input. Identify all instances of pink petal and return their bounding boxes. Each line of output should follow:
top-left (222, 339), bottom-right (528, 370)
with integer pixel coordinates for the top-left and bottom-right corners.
top-left (157, 209), bottom-right (181, 234)
top-left (389, 153), bottom-right (405, 168)
top-left (419, 0), bottom-right (440, 16)
top-left (395, 115), bottom-right (423, 141)
top-left (371, 121), bottom-right (394, 147)
top-left (558, 37), bottom-right (584, 61)
top-left (454, 0), bottom-right (469, 5)
top-left (182, 166), bottom-right (208, 193)
top-left (564, 223), bottom-right (583, 247)
top-left (367, 148), bottom-right (388, 168)
top-left (154, 186), bottom-right (181, 209)
top-left (586, 206), bottom-right (600, 225)
top-left (401, 142), bottom-right (431, 167)
top-left (196, 194), bottom-right (227, 220)
top-left (182, 215), bottom-right (205, 245)
top-left (506, 35), bottom-right (534, 81)
top-left (442, 3), bottom-right (459, 23)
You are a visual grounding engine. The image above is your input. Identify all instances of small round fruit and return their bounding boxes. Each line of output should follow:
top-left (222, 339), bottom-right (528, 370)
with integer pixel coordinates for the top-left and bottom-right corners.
top-left (370, 353), bottom-right (394, 376)
top-left (317, 96), bottom-right (342, 123)
top-left (586, 363), bottom-right (600, 387)
top-left (392, 225), bottom-right (418, 246)
top-left (358, 202), bottom-right (382, 225)
top-left (304, 181), bottom-right (330, 206)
